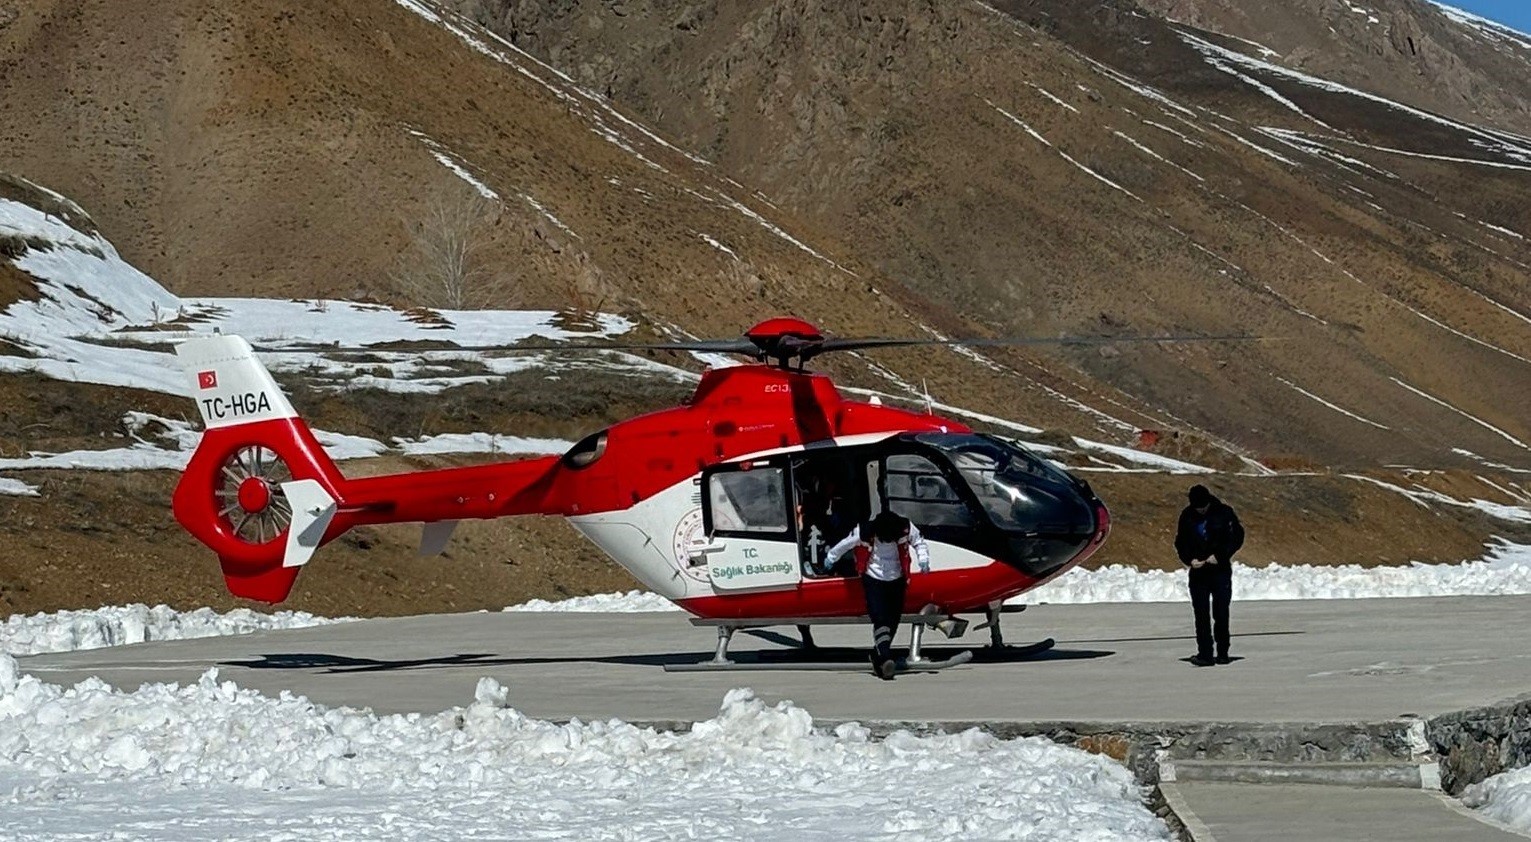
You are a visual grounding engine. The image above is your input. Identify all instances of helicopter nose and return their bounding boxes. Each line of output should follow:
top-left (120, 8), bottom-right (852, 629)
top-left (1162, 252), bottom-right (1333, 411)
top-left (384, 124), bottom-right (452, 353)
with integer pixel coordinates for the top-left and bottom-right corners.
top-left (999, 482), bottom-right (1106, 580)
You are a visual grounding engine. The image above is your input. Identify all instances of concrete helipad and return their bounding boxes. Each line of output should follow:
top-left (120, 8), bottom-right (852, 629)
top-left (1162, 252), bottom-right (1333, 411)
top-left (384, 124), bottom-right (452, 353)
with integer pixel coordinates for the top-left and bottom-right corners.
top-left (18, 596), bottom-right (1531, 726)
top-left (18, 596), bottom-right (1531, 841)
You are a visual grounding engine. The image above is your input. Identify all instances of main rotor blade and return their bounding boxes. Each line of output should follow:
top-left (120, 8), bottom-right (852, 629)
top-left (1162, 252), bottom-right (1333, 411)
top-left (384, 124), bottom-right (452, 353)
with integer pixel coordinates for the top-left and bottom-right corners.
top-left (815, 333), bottom-right (1264, 354)
top-left (248, 339), bottom-right (762, 355)
top-left (245, 332), bottom-right (1264, 358)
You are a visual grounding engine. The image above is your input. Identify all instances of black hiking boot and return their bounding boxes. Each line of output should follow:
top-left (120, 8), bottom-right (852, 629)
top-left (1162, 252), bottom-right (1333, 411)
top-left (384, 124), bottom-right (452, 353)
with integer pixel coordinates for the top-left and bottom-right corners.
top-left (1188, 654), bottom-right (1216, 667)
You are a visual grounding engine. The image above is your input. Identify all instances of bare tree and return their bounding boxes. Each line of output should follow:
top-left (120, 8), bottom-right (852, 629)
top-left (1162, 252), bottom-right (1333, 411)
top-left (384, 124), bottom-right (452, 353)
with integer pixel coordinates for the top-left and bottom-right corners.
top-left (390, 188), bottom-right (508, 309)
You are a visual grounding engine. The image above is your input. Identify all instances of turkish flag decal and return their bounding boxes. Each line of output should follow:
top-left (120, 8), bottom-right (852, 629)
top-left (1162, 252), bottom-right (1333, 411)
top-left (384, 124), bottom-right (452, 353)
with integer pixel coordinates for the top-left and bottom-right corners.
top-left (197, 370), bottom-right (218, 390)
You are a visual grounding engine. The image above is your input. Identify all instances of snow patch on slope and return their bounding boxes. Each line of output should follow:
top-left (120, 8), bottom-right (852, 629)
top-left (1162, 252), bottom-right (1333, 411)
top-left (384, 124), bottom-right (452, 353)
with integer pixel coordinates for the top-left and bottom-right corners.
top-left (1345, 474), bottom-right (1531, 524)
top-left (1391, 378), bottom-right (1530, 452)
top-left (394, 432), bottom-right (572, 456)
top-left (0, 477), bottom-right (39, 496)
top-left (390, 0), bottom-right (859, 276)
top-left (1, 193), bottom-right (634, 403)
top-left (1432, 2), bottom-right (1531, 52)
top-left (409, 130), bottom-right (501, 201)
top-left (1176, 28), bottom-right (1531, 164)
top-left (1276, 376), bottom-right (1390, 430)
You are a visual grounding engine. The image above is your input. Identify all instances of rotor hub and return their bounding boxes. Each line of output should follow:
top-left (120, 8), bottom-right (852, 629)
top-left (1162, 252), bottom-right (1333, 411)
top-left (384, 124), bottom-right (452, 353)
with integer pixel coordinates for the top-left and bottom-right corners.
top-left (216, 445), bottom-right (294, 545)
top-left (743, 317), bottom-right (825, 367)
top-left (744, 316), bottom-right (823, 345)
top-left (237, 477), bottom-right (272, 513)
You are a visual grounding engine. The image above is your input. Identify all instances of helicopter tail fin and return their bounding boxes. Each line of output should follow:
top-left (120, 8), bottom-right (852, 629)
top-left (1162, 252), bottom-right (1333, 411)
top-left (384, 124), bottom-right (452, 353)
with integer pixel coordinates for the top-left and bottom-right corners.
top-left (170, 333), bottom-right (566, 604)
top-left (171, 334), bottom-right (347, 603)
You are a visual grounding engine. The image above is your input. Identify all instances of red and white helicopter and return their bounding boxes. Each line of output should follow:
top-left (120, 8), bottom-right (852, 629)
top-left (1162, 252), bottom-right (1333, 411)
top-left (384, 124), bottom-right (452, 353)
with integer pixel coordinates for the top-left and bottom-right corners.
top-left (172, 317), bottom-right (1222, 671)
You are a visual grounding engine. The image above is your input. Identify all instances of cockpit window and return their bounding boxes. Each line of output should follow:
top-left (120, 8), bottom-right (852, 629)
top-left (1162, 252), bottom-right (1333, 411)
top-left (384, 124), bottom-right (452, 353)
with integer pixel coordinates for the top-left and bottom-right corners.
top-left (914, 433), bottom-right (1088, 533)
top-left (885, 453), bottom-right (978, 527)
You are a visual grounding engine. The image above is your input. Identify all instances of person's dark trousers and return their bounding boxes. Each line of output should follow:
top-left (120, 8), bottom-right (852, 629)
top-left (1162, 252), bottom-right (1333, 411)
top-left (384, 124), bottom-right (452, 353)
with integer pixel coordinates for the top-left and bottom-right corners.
top-left (1188, 567), bottom-right (1232, 659)
top-left (861, 575), bottom-right (908, 663)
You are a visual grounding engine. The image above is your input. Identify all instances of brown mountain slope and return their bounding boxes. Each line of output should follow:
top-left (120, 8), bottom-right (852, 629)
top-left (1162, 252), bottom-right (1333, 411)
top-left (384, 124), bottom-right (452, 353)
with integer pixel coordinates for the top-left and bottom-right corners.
top-left (0, 0), bottom-right (906, 333)
top-left (2, 0), bottom-right (1530, 618)
top-left (1136, 0), bottom-right (1531, 137)
top-left (0, 0), bottom-right (1145, 433)
top-left (450, 0), bottom-right (1531, 470)
top-left (3, 0), bottom-right (1526, 468)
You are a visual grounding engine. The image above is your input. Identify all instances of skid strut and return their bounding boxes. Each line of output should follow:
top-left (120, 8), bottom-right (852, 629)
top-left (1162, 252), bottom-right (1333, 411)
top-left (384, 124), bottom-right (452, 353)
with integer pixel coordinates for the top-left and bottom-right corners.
top-left (906, 605), bottom-right (940, 664)
top-left (976, 602), bottom-right (1027, 649)
top-left (712, 625), bottom-right (737, 665)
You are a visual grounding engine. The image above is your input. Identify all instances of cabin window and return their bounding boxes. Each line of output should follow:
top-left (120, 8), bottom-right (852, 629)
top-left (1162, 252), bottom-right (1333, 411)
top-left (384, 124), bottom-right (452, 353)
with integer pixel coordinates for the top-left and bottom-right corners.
top-left (915, 433), bottom-right (1092, 534)
top-left (706, 466), bottom-right (790, 535)
top-left (884, 453), bottom-right (977, 527)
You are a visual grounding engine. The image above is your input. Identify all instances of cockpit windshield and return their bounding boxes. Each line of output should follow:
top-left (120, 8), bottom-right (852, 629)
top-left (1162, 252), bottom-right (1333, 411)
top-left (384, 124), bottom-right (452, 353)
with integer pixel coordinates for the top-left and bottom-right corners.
top-left (914, 433), bottom-right (1092, 534)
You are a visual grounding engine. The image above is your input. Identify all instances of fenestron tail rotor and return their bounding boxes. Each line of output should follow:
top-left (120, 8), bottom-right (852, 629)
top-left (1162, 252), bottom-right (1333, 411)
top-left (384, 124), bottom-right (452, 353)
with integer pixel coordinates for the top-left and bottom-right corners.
top-left (216, 445), bottom-right (294, 546)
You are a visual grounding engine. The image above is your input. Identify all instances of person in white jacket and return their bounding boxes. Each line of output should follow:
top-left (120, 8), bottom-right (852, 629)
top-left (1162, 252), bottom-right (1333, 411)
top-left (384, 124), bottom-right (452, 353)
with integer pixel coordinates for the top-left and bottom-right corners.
top-left (824, 509), bottom-right (931, 679)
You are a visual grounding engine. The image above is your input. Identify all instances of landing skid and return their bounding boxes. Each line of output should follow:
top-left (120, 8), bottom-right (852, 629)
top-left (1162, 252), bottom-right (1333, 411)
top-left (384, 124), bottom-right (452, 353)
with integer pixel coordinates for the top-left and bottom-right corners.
top-left (673, 602), bottom-right (1041, 672)
top-left (972, 637), bottom-right (1055, 661)
top-left (666, 649), bottom-right (974, 673)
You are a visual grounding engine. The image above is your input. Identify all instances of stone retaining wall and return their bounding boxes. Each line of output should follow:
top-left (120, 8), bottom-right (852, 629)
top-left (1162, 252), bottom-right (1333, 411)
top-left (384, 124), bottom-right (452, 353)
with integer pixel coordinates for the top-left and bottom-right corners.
top-left (1427, 694), bottom-right (1531, 795)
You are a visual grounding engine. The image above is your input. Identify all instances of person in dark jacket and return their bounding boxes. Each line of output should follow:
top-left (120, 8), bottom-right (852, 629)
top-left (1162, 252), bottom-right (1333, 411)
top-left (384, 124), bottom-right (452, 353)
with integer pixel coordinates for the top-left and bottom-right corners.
top-left (1174, 484), bottom-right (1244, 666)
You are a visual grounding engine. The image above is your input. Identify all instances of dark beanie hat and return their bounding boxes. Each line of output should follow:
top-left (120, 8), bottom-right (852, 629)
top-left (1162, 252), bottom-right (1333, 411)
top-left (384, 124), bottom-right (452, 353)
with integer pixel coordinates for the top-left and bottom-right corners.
top-left (1188, 484), bottom-right (1213, 506)
top-left (872, 510), bottom-right (907, 541)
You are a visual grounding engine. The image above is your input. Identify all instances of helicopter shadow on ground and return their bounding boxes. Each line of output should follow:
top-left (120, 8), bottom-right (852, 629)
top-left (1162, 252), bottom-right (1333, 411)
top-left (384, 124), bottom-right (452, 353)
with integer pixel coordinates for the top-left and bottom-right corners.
top-left (225, 651), bottom-right (707, 673)
top-left (1057, 630), bottom-right (1303, 646)
top-left (223, 641), bottom-right (1114, 674)
top-left (742, 629), bottom-right (1113, 663)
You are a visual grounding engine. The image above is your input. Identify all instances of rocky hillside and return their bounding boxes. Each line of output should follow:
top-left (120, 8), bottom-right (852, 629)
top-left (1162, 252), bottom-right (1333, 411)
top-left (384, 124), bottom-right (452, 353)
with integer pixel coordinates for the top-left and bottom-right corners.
top-left (1136, 0), bottom-right (1531, 137)
top-left (1, 0), bottom-right (1528, 615)
top-left (448, 0), bottom-right (1531, 470)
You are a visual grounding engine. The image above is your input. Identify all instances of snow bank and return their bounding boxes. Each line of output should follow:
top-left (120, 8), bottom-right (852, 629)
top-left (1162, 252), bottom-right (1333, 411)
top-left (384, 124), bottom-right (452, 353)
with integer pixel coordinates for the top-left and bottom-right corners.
top-left (504, 589), bottom-right (680, 612)
top-left (1019, 540), bottom-right (1531, 603)
top-left (0, 667), bottom-right (1168, 841)
top-left (0, 605), bottom-right (345, 657)
top-left (505, 542), bottom-right (1531, 611)
top-left (1463, 765), bottom-right (1531, 835)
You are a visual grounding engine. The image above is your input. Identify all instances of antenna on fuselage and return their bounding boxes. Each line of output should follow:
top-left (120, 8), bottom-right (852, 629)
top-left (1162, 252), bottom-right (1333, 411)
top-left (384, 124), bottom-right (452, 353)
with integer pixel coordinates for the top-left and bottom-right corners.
top-left (922, 378), bottom-right (933, 415)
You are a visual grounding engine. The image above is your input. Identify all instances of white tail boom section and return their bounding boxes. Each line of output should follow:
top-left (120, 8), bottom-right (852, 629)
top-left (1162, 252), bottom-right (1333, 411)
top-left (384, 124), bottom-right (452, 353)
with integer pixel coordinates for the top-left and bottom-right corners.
top-left (175, 334), bottom-right (298, 429)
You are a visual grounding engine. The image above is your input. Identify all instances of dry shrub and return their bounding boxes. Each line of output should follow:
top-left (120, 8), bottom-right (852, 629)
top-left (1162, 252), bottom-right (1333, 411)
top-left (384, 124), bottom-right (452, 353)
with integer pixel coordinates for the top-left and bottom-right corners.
top-left (389, 187), bottom-right (513, 310)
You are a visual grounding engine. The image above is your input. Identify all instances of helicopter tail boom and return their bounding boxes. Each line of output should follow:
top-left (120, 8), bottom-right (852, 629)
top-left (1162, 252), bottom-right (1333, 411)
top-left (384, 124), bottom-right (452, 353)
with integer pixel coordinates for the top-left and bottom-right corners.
top-left (170, 334), bottom-right (561, 603)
